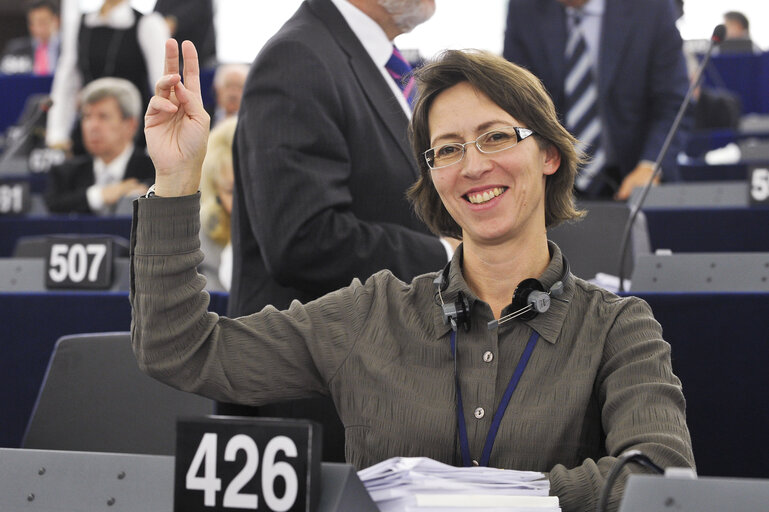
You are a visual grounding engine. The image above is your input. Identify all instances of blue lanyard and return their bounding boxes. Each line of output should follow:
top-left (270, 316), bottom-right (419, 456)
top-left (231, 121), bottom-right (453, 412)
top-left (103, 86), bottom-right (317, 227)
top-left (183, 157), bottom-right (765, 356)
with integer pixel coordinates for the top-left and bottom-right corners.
top-left (450, 329), bottom-right (540, 467)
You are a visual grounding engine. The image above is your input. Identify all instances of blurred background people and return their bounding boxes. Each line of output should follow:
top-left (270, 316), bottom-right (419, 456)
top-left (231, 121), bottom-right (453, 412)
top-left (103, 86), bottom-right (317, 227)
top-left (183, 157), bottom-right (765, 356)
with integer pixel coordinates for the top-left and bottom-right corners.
top-left (0, 0), bottom-right (60, 75)
top-left (210, 63), bottom-right (248, 126)
top-left (226, 0), bottom-right (453, 462)
top-left (199, 116), bottom-right (237, 291)
top-left (503, 0), bottom-right (689, 200)
top-left (44, 77), bottom-right (151, 214)
top-left (153, 0), bottom-right (217, 68)
top-left (45, 0), bottom-right (168, 152)
top-left (720, 11), bottom-right (760, 54)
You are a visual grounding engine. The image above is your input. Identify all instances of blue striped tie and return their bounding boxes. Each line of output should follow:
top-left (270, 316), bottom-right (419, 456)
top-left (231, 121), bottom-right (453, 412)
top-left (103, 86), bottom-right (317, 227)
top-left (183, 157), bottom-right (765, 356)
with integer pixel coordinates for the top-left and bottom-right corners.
top-left (564, 14), bottom-right (605, 192)
top-left (385, 45), bottom-right (416, 109)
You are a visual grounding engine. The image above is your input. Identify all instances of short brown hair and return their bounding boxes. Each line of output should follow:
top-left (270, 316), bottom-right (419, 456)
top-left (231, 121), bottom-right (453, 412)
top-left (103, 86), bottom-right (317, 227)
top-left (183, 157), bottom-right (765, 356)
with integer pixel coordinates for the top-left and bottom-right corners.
top-left (407, 49), bottom-right (583, 238)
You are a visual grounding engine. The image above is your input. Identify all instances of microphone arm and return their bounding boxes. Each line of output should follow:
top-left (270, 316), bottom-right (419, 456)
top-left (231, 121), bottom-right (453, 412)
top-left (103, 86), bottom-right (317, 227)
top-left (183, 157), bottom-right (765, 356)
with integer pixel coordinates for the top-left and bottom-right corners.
top-left (0, 97), bottom-right (53, 169)
top-left (616, 25), bottom-right (726, 292)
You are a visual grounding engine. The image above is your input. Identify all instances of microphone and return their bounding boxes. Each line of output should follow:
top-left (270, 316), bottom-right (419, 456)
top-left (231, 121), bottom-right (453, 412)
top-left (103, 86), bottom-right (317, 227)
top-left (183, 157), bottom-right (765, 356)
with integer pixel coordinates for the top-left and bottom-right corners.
top-left (596, 450), bottom-right (664, 512)
top-left (0, 96), bottom-right (53, 169)
top-left (616, 25), bottom-right (726, 292)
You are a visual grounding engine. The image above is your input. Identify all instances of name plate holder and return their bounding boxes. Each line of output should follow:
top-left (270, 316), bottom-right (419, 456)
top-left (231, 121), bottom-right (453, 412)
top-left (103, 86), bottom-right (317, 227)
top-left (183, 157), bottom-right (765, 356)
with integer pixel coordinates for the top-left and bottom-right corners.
top-left (0, 179), bottom-right (31, 215)
top-left (44, 236), bottom-right (115, 290)
top-left (175, 416), bottom-right (378, 512)
top-left (176, 416), bottom-right (324, 512)
top-left (749, 165), bottom-right (769, 207)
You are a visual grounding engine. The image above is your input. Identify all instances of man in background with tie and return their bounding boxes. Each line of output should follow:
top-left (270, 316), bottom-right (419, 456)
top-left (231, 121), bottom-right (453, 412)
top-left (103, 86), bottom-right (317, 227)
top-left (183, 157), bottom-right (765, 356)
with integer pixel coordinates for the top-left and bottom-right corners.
top-left (0, 0), bottom-right (60, 75)
top-left (226, 0), bottom-right (453, 462)
top-left (503, 0), bottom-right (688, 200)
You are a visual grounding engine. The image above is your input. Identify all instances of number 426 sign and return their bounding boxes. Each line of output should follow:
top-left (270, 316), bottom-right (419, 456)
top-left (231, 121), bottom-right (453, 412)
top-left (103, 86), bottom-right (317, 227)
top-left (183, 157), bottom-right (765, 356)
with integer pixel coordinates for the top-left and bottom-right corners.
top-left (175, 417), bottom-right (322, 512)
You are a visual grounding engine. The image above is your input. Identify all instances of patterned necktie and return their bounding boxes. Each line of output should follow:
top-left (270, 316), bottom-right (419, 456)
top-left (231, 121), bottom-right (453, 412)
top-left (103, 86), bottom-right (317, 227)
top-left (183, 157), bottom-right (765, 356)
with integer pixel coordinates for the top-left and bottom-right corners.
top-left (564, 14), bottom-right (605, 192)
top-left (385, 45), bottom-right (416, 109)
top-left (34, 42), bottom-right (49, 75)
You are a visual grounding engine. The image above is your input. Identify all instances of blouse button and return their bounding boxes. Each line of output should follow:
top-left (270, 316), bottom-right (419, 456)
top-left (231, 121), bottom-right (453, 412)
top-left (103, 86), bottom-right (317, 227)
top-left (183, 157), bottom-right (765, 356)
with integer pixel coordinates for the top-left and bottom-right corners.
top-left (474, 407), bottom-right (485, 419)
top-left (482, 351), bottom-right (494, 363)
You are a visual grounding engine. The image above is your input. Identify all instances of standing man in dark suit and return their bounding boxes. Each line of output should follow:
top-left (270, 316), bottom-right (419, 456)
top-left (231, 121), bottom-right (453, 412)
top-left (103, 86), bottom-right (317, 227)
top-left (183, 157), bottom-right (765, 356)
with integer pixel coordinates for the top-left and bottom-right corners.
top-left (45, 77), bottom-right (152, 214)
top-left (228, 0), bottom-right (453, 462)
top-left (503, 0), bottom-right (689, 200)
top-left (0, 0), bottom-right (60, 75)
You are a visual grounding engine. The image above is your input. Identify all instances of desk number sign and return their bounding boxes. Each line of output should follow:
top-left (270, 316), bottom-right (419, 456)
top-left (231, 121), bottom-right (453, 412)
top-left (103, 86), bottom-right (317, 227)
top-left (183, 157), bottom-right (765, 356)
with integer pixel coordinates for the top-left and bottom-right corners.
top-left (175, 416), bottom-right (322, 512)
top-left (0, 180), bottom-right (30, 215)
top-left (749, 166), bottom-right (769, 206)
top-left (44, 236), bottom-right (114, 289)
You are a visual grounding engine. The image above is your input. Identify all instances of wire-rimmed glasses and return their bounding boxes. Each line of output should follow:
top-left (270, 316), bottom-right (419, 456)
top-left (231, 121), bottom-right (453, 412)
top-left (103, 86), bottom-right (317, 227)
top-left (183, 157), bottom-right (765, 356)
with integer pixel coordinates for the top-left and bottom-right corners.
top-left (424, 126), bottom-right (535, 170)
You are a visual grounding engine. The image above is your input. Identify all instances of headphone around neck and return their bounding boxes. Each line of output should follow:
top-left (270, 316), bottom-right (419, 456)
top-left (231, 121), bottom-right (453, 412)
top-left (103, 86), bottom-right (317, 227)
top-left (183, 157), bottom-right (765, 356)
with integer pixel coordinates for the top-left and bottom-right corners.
top-left (434, 255), bottom-right (570, 332)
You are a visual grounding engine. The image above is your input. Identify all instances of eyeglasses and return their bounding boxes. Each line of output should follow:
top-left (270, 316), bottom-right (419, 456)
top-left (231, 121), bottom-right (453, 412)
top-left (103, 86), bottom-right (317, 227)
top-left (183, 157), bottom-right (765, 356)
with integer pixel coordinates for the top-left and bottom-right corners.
top-left (424, 126), bottom-right (536, 170)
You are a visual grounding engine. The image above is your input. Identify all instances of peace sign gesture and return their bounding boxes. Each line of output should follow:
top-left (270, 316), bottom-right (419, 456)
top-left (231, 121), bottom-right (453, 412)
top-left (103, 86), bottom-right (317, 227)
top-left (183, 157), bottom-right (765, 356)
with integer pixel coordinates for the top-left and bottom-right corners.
top-left (145, 39), bottom-right (210, 197)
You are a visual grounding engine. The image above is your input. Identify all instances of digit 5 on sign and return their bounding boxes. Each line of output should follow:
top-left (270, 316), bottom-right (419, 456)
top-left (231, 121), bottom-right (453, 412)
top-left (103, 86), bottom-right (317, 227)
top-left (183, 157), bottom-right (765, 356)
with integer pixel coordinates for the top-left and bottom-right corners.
top-left (750, 167), bottom-right (769, 204)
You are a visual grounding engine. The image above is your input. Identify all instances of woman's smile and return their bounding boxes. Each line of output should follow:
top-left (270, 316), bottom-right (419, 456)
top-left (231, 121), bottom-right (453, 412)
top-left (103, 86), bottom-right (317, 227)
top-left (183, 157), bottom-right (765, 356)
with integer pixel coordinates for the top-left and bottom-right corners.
top-left (464, 186), bottom-right (508, 205)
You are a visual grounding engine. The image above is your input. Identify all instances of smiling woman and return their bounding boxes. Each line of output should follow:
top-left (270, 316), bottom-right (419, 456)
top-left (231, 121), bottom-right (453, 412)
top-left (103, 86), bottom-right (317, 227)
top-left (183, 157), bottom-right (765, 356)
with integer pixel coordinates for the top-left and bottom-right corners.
top-left (131, 41), bottom-right (695, 512)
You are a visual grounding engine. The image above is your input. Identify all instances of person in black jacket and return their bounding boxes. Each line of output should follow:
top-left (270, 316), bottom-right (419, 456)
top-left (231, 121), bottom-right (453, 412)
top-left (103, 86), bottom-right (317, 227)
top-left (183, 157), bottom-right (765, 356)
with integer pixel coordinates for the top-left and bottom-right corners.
top-left (226, 0), bottom-right (452, 462)
top-left (45, 77), bottom-right (152, 214)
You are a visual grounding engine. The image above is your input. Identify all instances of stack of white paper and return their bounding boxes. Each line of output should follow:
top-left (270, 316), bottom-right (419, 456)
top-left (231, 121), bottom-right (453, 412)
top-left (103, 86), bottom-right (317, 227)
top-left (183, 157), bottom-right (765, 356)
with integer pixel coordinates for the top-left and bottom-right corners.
top-left (358, 457), bottom-right (560, 512)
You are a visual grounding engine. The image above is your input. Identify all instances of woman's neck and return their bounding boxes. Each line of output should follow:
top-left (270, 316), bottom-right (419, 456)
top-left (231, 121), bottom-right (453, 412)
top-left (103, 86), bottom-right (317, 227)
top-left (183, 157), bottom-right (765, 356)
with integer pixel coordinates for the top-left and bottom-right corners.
top-left (461, 230), bottom-right (551, 319)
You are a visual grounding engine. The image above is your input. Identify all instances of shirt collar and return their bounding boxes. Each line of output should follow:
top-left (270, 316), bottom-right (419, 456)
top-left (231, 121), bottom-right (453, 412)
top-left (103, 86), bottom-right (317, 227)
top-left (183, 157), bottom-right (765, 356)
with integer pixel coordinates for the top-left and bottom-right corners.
top-left (565, 0), bottom-right (605, 19)
top-left (94, 143), bottom-right (134, 183)
top-left (84, 1), bottom-right (135, 28)
top-left (329, 0), bottom-right (394, 68)
top-left (432, 241), bottom-right (574, 344)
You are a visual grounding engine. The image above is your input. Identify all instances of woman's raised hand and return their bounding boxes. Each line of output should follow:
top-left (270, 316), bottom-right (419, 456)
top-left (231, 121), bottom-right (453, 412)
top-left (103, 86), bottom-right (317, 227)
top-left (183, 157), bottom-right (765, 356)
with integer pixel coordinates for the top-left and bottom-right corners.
top-left (145, 39), bottom-right (210, 197)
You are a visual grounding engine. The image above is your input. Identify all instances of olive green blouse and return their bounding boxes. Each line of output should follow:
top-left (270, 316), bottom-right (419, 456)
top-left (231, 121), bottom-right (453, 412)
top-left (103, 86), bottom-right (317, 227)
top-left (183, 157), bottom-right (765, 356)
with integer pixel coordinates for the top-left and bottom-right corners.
top-left (130, 194), bottom-right (694, 512)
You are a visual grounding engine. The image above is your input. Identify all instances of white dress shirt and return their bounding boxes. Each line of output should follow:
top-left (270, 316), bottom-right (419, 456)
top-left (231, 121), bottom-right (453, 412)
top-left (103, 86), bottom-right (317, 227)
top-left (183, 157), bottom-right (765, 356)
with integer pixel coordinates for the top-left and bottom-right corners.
top-left (86, 142), bottom-right (134, 213)
top-left (47, 1), bottom-right (168, 146)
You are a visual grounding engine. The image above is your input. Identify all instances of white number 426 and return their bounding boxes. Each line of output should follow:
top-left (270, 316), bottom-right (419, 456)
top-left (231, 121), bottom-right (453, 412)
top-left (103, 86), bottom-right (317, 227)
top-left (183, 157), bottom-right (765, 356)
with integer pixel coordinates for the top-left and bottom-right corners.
top-left (186, 433), bottom-right (299, 511)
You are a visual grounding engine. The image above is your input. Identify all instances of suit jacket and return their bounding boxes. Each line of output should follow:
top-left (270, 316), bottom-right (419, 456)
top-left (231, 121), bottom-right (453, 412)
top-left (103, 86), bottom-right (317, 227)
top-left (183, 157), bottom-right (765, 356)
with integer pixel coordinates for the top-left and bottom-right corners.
top-left (503, 0), bottom-right (689, 181)
top-left (44, 147), bottom-right (154, 214)
top-left (230, 0), bottom-right (446, 317)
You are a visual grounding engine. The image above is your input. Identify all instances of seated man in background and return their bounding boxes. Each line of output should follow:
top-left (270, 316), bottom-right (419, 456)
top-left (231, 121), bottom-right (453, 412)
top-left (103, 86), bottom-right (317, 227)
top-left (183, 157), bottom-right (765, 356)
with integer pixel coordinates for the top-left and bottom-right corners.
top-left (44, 77), bottom-right (152, 214)
top-left (0, 0), bottom-right (60, 75)
top-left (720, 11), bottom-right (761, 54)
top-left (210, 63), bottom-right (248, 126)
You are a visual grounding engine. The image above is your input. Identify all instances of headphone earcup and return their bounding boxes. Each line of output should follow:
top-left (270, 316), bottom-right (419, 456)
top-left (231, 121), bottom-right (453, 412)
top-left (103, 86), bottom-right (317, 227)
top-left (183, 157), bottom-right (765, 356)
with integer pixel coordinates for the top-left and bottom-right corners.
top-left (511, 278), bottom-right (546, 320)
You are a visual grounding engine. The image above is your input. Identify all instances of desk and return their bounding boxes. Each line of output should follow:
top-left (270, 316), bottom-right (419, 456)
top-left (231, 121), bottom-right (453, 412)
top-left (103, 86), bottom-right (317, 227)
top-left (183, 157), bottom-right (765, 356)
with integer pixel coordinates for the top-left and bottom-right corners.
top-left (677, 162), bottom-right (749, 182)
top-left (0, 215), bottom-right (132, 257)
top-left (644, 207), bottom-right (769, 253)
top-left (0, 289), bottom-right (765, 478)
top-left (636, 292), bottom-right (769, 479)
top-left (0, 291), bottom-right (229, 450)
top-left (633, 182), bottom-right (769, 253)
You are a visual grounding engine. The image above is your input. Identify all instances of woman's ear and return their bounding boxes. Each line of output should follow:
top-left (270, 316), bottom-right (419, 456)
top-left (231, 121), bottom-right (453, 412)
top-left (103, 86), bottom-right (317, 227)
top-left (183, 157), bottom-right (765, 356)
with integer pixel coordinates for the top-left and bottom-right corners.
top-left (542, 144), bottom-right (561, 176)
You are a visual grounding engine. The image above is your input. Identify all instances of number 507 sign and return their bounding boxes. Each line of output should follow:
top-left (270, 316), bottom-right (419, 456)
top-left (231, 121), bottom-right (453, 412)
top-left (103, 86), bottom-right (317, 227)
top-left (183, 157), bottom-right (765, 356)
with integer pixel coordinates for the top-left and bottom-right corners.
top-left (175, 417), bottom-right (322, 512)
